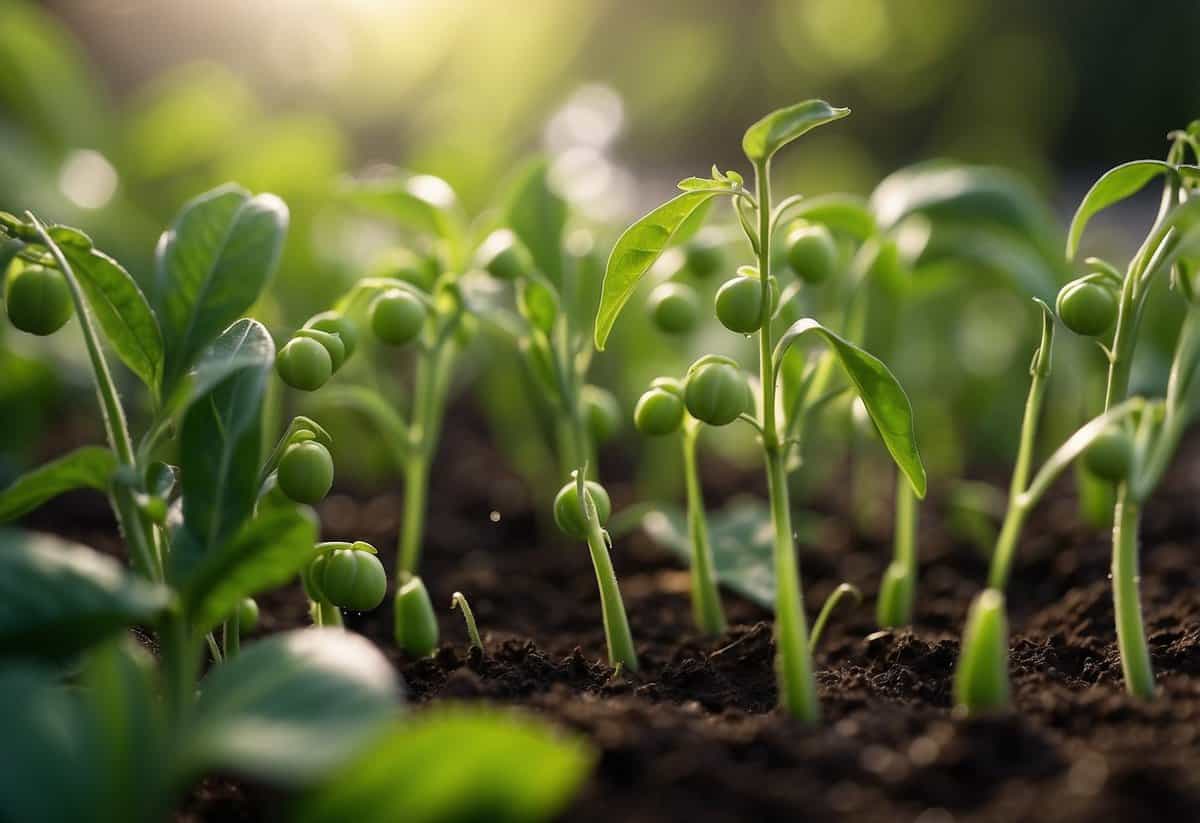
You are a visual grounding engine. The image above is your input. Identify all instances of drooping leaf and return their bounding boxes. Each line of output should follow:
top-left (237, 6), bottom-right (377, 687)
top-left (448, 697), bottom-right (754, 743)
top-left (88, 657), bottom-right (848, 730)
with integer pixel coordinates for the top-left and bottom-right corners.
top-left (59, 238), bottom-right (164, 398)
top-left (781, 193), bottom-right (877, 240)
top-left (506, 159), bottom-right (567, 285)
top-left (594, 190), bottom-right (721, 350)
top-left (178, 506), bottom-right (318, 634)
top-left (153, 184), bottom-right (288, 390)
top-left (916, 225), bottom-right (1062, 301)
top-left (178, 319), bottom-right (273, 556)
top-left (741, 100), bottom-right (850, 164)
top-left (774, 318), bottom-right (926, 497)
top-left (1066, 160), bottom-right (1175, 259)
top-left (315, 386), bottom-right (409, 465)
top-left (340, 173), bottom-right (465, 266)
top-left (180, 629), bottom-right (401, 785)
top-left (0, 446), bottom-right (115, 521)
top-left (871, 163), bottom-right (1056, 243)
top-left (0, 529), bottom-right (171, 658)
top-left (298, 708), bottom-right (593, 823)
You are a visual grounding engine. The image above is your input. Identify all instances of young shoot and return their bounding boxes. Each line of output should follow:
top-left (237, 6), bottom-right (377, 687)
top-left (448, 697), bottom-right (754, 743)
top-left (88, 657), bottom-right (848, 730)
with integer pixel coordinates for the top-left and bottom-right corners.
top-left (555, 468), bottom-right (638, 671)
top-left (594, 101), bottom-right (926, 722)
top-left (451, 591), bottom-right (484, 652)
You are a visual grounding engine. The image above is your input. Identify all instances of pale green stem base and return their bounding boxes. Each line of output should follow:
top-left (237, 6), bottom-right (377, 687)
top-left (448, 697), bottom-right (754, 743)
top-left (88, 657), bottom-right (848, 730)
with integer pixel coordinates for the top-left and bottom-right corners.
top-left (584, 516), bottom-right (638, 672)
top-left (1112, 486), bottom-right (1155, 699)
top-left (877, 475), bottom-right (918, 627)
top-left (682, 422), bottom-right (726, 635)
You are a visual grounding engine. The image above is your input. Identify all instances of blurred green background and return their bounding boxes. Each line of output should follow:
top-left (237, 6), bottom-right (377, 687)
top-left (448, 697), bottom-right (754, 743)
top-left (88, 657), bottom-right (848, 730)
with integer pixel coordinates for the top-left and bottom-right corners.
top-left (3, 0), bottom-right (1197, 499)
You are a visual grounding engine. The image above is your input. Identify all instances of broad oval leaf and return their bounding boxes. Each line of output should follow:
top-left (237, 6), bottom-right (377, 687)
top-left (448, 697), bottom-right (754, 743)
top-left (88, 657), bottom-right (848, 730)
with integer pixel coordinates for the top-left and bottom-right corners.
top-left (182, 628), bottom-right (401, 785)
top-left (506, 159), bottom-right (567, 286)
top-left (774, 319), bottom-right (926, 497)
top-left (0, 446), bottom-right (115, 522)
top-left (1067, 160), bottom-right (1174, 259)
top-left (742, 100), bottom-right (850, 164)
top-left (178, 506), bottom-right (319, 634)
top-left (299, 708), bottom-right (593, 823)
top-left (0, 529), bottom-right (171, 658)
top-left (178, 319), bottom-right (273, 557)
top-left (153, 184), bottom-right (288, 391)
top-left (594, 190), bottom-right (720, 350)
top-left (56, 237), bottom-right (164, 399)
top-left (871, 163), bottom-right (1055, 241)
top-left (782, 194), bottom-right (876, 240)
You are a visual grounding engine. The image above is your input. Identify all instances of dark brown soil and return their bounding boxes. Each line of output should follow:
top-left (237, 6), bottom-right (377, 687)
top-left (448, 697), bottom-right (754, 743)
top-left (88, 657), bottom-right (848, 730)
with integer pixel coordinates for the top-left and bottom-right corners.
top-left (22, 421), bottom-right (1200, 823)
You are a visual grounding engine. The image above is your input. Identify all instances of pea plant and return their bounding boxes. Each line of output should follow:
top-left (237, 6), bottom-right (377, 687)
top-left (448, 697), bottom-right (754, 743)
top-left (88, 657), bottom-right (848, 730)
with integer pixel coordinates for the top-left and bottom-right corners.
top-left (0, 188), bottom-right (404, 817)
top-left (1054, 128), bottom-right (1200, 700)
top-left (595, 101), bottom-right (927, 722)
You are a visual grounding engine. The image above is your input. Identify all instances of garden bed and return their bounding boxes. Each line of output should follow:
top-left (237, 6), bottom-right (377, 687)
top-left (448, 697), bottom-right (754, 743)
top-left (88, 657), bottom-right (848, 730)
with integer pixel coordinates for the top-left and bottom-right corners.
top-left (32, 416), bottom-right (1200, 822)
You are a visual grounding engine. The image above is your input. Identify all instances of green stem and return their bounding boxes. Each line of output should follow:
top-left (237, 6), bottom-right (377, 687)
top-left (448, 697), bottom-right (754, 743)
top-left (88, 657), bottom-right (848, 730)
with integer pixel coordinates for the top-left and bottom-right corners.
top-left (159, 611), bottom-right (197, 727)
top-left (985, 503), bottom-right (1030, 591)
top-left (30, 216), bottom-right (160, 582)
top-left (1112, 486), bottom-right (1154, 698)
top-left (583, 507), bottom-right (637, 671)
top-left (810, 583), bottom-right (861, 652)
top-left (398, 453), bottom-right (429, 576)
top-left (756, 159), bottom-right (818, 723)
top-left (222, 612), bottom-right (240, 659)
top-left (877, 474), bottom-right (918, 627)
top-left (451, 591), bottom-right (483, 651)
top-left (681, 420), bottom-right (726, 635)
top-left (312, 598), bottom-right (343, 628)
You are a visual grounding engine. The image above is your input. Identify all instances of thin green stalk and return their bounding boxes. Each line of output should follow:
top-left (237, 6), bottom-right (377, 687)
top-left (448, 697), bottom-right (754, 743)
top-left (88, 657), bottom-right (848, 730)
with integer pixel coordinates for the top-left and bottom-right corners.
top-left (398, 452), bottom-right (429, 576)
top-left (755, 159), bottom-right (819, 723)
top-left (451, 591), bottom-right (483, 651)
top-left (681, 420), bottom-right (726, 635)
top-left (30, 216), bottom-right (160, 582)
top-left (877, 474), bottom-right (917, 627)
top-left (582, 497), bottom-right (637, 671)
top-left (312, 598), bottom-right (343, 628)
top-left (1112, 486), bottom-right (1154, 698)
top-left (159, 612), bottom-right (197, 728)
top-left (811, 583), bottom-right (862, 652)
top-left (222, 612), bottom-right (240, 659)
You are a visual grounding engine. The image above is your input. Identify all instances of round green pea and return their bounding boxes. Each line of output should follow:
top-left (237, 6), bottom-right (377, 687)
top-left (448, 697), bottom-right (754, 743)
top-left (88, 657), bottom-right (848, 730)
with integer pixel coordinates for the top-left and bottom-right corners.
top-left (786, 224), bottom-right (838, 284)
top-left (1083, 427), bottom-right (1133, 482)
top-left (684, 362), bottom-right (750, 426)
top-left (370, 289), bottom-right (427, 346)
top-left (1057, 279), bottom-right (1117, 337)
top-left (553, 479), bottom-right (612, 540)
top-left (581, 385), bottom-right (621, 444)
top-left (715, 275), bottom-right (768, 334)
top-left (684, 238), bottom-right (723, 279)
top-left (318, 548), bottom-right (388, 611)
top-left (478, 229), bottom-right (533, 281)
top-left (305, 312), bottom-right (359, 359)
top-left (634, 387), bottom-right (685, 436)
top-left (277, 441), bottom-right (334, 505)
top-left (4, 265), bottom-right (73, 336)
top-left (276, 336), bottom-right (332, 391)
top-left (648, 282), bottom-right (700, 334)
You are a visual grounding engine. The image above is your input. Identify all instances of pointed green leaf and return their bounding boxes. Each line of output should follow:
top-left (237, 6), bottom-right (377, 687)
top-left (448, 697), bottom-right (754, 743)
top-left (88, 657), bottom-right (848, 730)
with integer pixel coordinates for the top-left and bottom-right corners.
top-left (774, 319), bottom-right (926, 497)
top-left (153, 184), bottom-right (288, 390)
top-left (1067, 160), bottom-right (1175, 259)
top-left (506, 160), bottom-right (567, 285)
top-left (179, 506), bottom-right (319, 634)
top-left (0, 446), bottom-right (115, 521)
top-left (341, 173), bottom-right (465, 267)
top-left (182, 629), bottom-right (401, 785)
top-left (178, 319), bottom-right (273, 557)
top-left (0, 529), bottom-right (171, 658)
top-left (594, 190), bottom-right (720, 350)
top-left (299, 708), bottom-right (593, 823)
top-left (49, 235), bottom-right (165, 398)
top-left (742, 100), bottom-right (850, 164)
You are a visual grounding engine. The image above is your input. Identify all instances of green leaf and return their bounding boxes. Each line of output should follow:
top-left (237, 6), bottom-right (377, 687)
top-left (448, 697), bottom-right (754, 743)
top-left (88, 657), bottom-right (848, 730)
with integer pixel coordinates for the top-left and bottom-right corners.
top-left (871, 162), bottom-right (1056, 242)
top-left (153, 184), bottom-right (288, 390)
top-left (594, 190), bottom-right (720, 350)
top-left (77, 640), bottom-right (169, 823)
top-left (0, 664), bottom-right (91, 821)
top-left (1067, 160), bottom-right (1174, 259)
top-left (315, 386), bottom-right (409, 464)
top-left (298, 708), bottom-right (593, 823)
top-left (179, 506), bottom-right (318, 634)
top-left (741, 100), bottom-right (850, 164)
top-left (0, 446), bottom-right (115, 521)
top-left (506, 159), bottom-right (567, 286)
top-left (178, 319), bottom-right (273, 555)
top-left (60, 240), bottom-right (164, 399)
top-left (774, 318), bottom-right (926, 497)
top-left (0, 529), bottom-right (171, 659)
top-left (783, 194), bottom-right (877, 240)
top-left (341, 173), bottom-right (465, 266)
top-left (917, 226), bottom-right (1062, 301)
top-left (181, 628), bottom-right (401, 785)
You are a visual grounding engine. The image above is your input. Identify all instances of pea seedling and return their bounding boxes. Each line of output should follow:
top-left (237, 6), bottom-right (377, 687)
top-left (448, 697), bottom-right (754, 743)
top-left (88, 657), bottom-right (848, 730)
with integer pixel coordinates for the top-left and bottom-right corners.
top-left (1054, 126), bottom-right (1200, 699)
top-left (595, 101), bottom-right (926, 722)
top-left (0, 189), bottom-right (403, 817)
